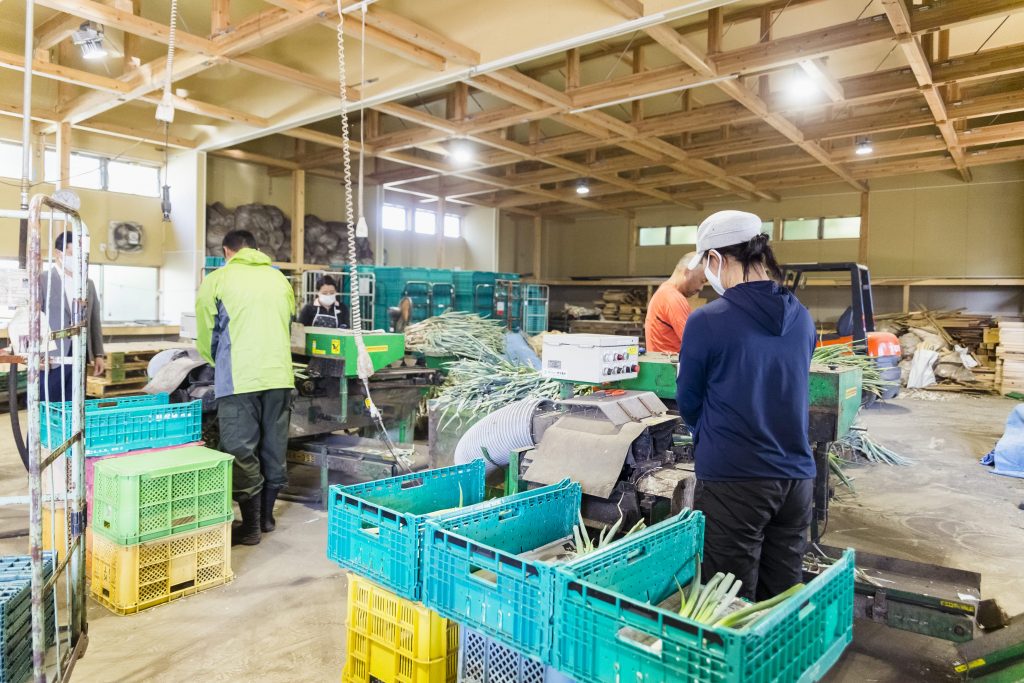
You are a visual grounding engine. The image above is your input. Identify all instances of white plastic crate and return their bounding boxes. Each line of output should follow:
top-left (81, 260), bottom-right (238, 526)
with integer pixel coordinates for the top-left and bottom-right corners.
top-left (458, 627), bottom-right (574, 683)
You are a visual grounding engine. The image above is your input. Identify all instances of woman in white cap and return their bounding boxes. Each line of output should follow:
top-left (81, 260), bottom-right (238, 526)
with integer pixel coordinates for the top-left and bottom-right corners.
top-left (675, 210), bottom-right (816, 602)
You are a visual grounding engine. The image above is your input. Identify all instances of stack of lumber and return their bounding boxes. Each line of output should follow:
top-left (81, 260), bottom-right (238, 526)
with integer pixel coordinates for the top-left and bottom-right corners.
top-left (597, 289), bottom-right (646, 323)
top-left (876, 308), bottom-right (999, 393)
top-left (996, 321), bottom-right (1024, 396)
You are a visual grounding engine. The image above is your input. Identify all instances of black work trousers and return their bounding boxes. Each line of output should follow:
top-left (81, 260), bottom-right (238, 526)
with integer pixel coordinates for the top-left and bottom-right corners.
top-left (694, 478), bottom-right (812, 602)
top-left (217, 388), bottom-right (292, 503)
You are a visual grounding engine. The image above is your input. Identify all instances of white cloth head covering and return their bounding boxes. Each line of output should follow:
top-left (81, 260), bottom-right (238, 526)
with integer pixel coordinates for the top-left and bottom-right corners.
top-left (686, 210), bottom-right (764, 270)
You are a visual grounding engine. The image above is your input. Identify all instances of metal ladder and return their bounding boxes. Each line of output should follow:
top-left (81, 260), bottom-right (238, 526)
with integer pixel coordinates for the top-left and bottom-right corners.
top-left (0, 194), bottom-right (90, 682)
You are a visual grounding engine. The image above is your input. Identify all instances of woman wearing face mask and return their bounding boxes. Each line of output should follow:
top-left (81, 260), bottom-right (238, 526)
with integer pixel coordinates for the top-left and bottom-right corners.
top-left (675, 210), bottom-right (816, 602)
top-left (298, 275), bottom-right (350, 328)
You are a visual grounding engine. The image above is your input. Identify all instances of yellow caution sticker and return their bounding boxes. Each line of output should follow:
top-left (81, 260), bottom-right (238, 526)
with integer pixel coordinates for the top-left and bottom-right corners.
top-left (845, 387), bottom-right (858, 399)
top-left (628, 346), bottom-right (638, 355)
top-left (954, 658), bottom-right (986, 673)
top-left (365, 345), bottom-right (388, 353)
top-left (310, 341), bottom-right (325, 355)
top-left (331, 339), bottom-right (341, 354)
top-left (940, 600), bottom-right (974, 613)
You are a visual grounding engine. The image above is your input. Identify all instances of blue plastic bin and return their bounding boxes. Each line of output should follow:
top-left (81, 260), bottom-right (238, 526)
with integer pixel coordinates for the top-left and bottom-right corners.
top-left (40, 393), bottom-right (202, 457)
top-left (327, 461), bottom-right (487, 601)
top-left (553, 510), bottom-right (854, 683)
top-left (421, 480), bottom-right (579, 662)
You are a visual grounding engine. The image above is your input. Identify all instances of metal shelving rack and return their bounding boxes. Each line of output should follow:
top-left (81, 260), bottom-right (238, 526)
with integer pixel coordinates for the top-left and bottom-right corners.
top-left (0, 195), bottom-right (90, 682)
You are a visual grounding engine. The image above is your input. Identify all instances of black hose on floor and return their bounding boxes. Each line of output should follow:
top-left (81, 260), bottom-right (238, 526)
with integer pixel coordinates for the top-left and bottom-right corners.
top-left (8, 364), bottom-right (29, 471)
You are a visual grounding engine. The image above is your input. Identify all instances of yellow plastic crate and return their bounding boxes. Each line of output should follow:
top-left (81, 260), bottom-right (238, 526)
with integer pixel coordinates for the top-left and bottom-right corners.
top-left (90, 522), bottom-right (233, 615)
top-left (342, 574), bottom-right (458, 683)
top-left (42, 504), bottom-right (93, 576)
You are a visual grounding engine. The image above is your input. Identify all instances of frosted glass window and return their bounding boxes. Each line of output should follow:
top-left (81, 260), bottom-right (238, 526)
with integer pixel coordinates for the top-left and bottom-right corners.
top-left (68, 152), bottom-right (102, 190)
top-left (382, 204), bottom-right (406, 231)
top-left (108, 160), bottom-right (160, 197)
top-left (444, 213), bottom-right (461, 238)
top-left (414, 209), bottom-right (436, 235)
top-left (0, 141), bottom-right (23, 178)
top-left (97, 265), bottom-right (158, 322)
top-left (761, 221), bottom-right (774, 237)
top-left (638, 227), bottom-right (667, 246)
top-left (783, 218), bottom-right (820, 240)
top-left (669, 225), bottom-right (698, 245)
top-left (823, 216), bottom-right (861, 239)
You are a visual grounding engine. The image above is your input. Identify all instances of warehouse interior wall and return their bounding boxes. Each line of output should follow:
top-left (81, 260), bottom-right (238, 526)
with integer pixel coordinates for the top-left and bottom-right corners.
top-left (0, 121), bottom-right (168, 268)
top-left (504, 162), bottom-right (1024, 319)
top-left (205, 156), bottom-right (496, 271)
top-left (160, 151), bottom-right (206, 325)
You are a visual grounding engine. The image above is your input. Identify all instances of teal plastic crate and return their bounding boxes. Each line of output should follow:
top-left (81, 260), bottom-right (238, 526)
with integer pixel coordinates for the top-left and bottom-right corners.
top-left (553, 511), bottom-right (855, 683)
top-left (421, 480), bottom-right (579, 662)
top-left (92, 446), bottom-right (233, 545)
top-left (327, 461), bottom-right (487, 601)
top-left (40, 393), bottom-right (202, 457)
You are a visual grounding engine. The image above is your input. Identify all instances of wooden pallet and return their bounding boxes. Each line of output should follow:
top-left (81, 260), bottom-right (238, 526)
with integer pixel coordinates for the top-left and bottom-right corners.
top-left (86, 376), bottom-right (148, 398)
top-left (87, 361), bottom-right (149, 383)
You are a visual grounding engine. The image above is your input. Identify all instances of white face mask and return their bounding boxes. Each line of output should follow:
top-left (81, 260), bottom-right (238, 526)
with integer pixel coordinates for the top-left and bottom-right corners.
top-left (317, 293), bottom-right (336, 307)
top-left (704, 250), bottom-right (726, 296)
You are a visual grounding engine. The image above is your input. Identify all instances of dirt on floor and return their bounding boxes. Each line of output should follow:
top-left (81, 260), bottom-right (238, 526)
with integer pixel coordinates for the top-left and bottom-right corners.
top-left (0, 393), bottom-right (1020, 682)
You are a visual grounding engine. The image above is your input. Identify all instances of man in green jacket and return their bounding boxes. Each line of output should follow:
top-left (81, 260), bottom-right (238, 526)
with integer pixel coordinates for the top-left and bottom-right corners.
top-left (196, 230), bottom-right (295, 546)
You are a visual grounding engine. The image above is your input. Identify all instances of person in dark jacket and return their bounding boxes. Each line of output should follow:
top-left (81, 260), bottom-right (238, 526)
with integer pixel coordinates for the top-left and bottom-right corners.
top-left (676, 210), bottom-right (816, 602)
top-left (298, 275), bottom-right (349, 328)
top-left (39, 231), bottom-right (106, 401)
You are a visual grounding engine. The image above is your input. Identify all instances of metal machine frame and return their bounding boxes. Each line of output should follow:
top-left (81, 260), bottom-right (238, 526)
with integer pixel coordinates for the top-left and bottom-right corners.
top-left (0, 195), bottom-right (90, 682)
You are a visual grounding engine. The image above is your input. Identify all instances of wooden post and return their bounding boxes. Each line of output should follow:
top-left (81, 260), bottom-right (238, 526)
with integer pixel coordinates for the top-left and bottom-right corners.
top-left (211, 0), bottom-right (231, 36)
top-left (56, 122), bottom-right (71, 190)
top-left (901, 285), bottom-right (911, 314)
top-left (758, 9), bottom-right (771, 99)
top-left (532, 215), bottom-right (542, 279)
top-left (292, 169), bottom-right (305, 265)
top-left (565, 48), bottom-right (580, 90)
top-left (123, 0), bottom-right (142, 73)
top-left (631, 46), bottom-right (644, 123)
top-left (707, 7), bottom-right (723, 55)
top-left (436, 179), bottom-right (446, 268)
top-left (626, 213), bottom-right (638, 275)
top-left (857, 190), bottom-right (869, 265)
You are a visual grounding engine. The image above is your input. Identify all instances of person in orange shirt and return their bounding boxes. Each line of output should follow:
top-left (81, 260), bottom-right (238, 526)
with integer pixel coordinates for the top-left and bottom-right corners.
top-left (644, 252), bottom-right (707, 353)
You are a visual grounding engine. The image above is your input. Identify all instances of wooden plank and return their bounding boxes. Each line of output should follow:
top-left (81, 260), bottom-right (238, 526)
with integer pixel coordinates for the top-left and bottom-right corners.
top-left (211, 0), bottom-right (231, 36)
top-left (292, 169), bottom-right (306, 265)
top-left (362, 7), bottom-right (479, 65)
top-left (858, 190), bottom-right (869, 265)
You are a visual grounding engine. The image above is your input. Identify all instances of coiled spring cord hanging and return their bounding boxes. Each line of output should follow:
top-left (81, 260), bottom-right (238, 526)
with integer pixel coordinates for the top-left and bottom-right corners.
top-left (334, 2), bottom-right (410, 471)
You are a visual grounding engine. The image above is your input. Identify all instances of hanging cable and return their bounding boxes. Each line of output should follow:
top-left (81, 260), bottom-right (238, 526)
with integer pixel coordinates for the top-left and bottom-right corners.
top-left (156, 0), bottom-right (179, 124)
top-left (334, 1), bottom-right (409, 471)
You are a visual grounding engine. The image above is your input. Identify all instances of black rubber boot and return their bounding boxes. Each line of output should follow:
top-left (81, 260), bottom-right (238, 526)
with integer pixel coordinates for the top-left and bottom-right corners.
top-left (261, 487), bottom-right (280, 533)
top-left (232, 495), bottom-right (262, 546)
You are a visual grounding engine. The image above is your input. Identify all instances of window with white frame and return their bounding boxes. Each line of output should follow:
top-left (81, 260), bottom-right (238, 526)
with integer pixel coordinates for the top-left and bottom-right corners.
top-left (782, 216), bottom-right (861, 240)
top-left (89, 264), bottom-right (160, 322)
top-left (382, 204), bottom-right (407, 231)
top-left (414, 208), bottom-right (436, 235)
top-left (42, 148), bottom-right (160, 196)
top-left (443, 213), bottom-right (462, 238)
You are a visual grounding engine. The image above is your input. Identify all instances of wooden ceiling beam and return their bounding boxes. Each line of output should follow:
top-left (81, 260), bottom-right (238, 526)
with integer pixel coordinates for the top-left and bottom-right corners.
top-left (646, 21), bottom-right (866, 192)
top-left (227, 55), bottom-right (340, 97)
top-left (361, 7), bottom-right (479, 65)
top-left (35, 13), bottom-right (83, 51)
top-left (909, 0), bottom-right (1024, 33)
top-left (882, 0), bottom-right (971, 181)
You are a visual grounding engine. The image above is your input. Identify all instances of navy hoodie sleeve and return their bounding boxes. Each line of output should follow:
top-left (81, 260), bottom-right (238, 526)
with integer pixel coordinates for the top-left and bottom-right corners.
top-left (676, 310), bottom-right (709, 429)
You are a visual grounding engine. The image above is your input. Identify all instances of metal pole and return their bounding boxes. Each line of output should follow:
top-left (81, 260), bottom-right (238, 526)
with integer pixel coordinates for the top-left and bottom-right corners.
top-left (18, 0), bottom-right (35, 267)
top-left (26, 200), bottom-right (44, 683)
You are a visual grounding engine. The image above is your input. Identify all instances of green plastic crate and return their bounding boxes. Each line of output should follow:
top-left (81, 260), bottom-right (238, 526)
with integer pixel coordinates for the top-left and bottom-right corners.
top-left (91, 446), bottom-right (233, 545)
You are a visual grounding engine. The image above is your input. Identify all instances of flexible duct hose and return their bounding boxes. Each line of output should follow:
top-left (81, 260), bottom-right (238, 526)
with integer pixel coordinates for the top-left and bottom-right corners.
top-left (453, 398), bottom-right (547, 475)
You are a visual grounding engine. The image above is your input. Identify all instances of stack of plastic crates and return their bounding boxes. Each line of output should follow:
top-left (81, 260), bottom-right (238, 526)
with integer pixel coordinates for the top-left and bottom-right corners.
top-left (39, 393), bottom-right (202, 458)
top-left (89, 446), bottom-right (235, 615)
top-left (0, 554), bottom-right (57, 683)
top-left (329, 463), bottom-right (490, 682)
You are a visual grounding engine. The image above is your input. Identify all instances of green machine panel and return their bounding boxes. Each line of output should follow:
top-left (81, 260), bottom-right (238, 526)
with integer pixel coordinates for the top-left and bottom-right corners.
top-left (302, 329), bottom-right (405, 377)
top-left (619, 354), bottom-right (678, 399)
top-left (808, 364), bottom-right (862, 442)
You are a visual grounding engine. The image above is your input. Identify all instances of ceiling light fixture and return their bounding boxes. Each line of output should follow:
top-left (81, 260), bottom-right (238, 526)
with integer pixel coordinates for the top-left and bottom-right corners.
top-left (855, 137), bottom-right (874, 156)
top-left (575, 179), bottom-right (590, 195)
top-left (72, 22), bottom-right (107, 61)
top-left (450, 145), bottom-right (473, 164)
top-left (786, 73), bottom-right (819, 102)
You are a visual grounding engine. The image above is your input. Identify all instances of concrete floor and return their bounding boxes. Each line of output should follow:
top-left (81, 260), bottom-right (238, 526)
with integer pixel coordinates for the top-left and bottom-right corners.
top-left (0, 393), bottom-right (1020, 682)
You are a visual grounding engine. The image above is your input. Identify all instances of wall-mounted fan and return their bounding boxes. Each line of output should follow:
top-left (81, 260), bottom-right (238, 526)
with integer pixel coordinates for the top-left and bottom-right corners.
top-left (107, 220), bottom-right (144, 258)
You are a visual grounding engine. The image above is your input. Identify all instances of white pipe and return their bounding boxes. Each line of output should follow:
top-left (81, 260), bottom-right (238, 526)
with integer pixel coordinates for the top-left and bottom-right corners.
top-left (20, 0), bottom-right (34, 210)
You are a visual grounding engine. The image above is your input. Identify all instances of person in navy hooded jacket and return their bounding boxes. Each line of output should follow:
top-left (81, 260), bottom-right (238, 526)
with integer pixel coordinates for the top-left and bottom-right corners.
top-left (676, 210), bottom-right (816, 602)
